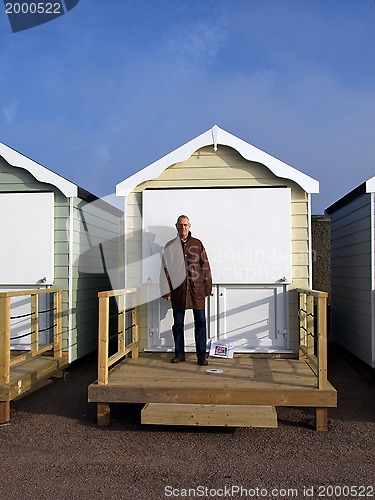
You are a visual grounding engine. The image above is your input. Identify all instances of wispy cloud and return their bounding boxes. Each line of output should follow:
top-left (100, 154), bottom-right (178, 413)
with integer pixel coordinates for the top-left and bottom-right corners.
top-left (2, 101), bottom-right (17, 124)
top-left (161, 17), bottom-right (229, 76)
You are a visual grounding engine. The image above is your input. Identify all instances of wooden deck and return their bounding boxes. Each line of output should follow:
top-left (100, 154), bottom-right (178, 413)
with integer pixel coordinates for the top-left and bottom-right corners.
top-left (0, 353), bottom-right (69, 423)
top-left (88, 353), bottom-right (337, 430)
top-left (4, 354), bottom-right (69, 401)
top-left (0, 288), bottom-right (66, 424)
top-left (88, 287), bottom-right (337, 431)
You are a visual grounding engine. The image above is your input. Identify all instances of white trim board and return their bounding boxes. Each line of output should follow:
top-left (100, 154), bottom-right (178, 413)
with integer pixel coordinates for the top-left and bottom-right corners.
top-left (116, 125), bottom-right (319, 197)
top-left (0, 142), bottom-right (77, 198)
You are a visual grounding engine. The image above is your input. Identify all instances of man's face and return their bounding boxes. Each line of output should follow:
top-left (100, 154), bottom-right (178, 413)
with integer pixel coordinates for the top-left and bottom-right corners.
top-left (176, 217), bottom-right (191, 240)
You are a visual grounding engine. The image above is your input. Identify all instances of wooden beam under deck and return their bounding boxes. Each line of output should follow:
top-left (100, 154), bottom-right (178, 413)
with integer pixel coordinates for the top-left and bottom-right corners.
top-left (0, 355), bottom-right (69, 408)
top-left (88, 354), bottom-right (337, 429)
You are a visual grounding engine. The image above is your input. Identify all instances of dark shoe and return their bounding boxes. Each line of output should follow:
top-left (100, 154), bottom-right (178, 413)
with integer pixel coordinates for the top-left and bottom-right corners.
top-left (197, 357), bottom-right (208, 366)
top-left (171, 356), bottom-right (185, 363)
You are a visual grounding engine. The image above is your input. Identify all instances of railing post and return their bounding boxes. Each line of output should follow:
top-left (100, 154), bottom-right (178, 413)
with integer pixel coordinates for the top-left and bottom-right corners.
top-left (30, 293), bottom-right (38, 355)
top-left (317, 294), bottom-right (328, 390)
top-left (98, 294), bottom-right (109, 385)
top-left (54, 290), bottom-right (63, 360)
top-left (0, 295), bottom-right (11, 424)
top-left (0, 295), bottom-right (11, 384)
top-left (95, 288), bottom-right (139, 426)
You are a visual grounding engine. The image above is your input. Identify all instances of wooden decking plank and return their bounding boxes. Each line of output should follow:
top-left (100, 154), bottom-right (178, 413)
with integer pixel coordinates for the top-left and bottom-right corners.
top-left (89, 381), bottom-right (336, 407)
top-left (107, 359), bottom-right (319, 389)
top-left (141, 403), bottom-right (278, 427)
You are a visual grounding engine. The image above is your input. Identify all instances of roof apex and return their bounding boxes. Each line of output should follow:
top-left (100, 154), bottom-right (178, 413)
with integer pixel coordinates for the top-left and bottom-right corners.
top-left (116, 125), bottom-right (319, 196)
top-left (0, 142), bottom-right (78, 198)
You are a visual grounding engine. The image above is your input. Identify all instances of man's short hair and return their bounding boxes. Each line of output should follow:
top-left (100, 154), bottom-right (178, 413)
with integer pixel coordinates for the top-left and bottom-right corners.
top-left (177, 215), bottom-right (190, 224)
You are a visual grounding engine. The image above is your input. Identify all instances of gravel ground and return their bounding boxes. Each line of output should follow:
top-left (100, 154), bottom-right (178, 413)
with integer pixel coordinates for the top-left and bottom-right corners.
top-left (0, 345), bottom-right (374, 500)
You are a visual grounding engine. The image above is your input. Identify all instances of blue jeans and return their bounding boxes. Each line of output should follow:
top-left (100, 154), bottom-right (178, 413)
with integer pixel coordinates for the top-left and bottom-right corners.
top-left (172, 309), bottom-right (207, 359)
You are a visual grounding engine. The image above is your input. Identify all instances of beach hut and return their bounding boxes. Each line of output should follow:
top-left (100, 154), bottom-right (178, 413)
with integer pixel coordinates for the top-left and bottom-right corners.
top-left (0, 141), bottom-right (122, 421)
top-left (89, 125), bottom-right (337, 431)
top-left (326, 177), bottom-right (375, 368)
top-left (115, 125), bottom-right (319, 357)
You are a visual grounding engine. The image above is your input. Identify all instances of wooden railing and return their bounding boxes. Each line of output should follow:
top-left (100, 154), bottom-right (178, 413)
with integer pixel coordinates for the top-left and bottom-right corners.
top-left (97, 288), bottom-right (139, 386)
top-left (296, 288), bottom-right (328, 390)
top-left (0, 288), bottom-right (63, 387)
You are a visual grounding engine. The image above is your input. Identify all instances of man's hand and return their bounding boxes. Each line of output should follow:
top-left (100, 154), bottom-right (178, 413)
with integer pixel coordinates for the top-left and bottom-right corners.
top-left (164, 294), bottom-right (171, 301)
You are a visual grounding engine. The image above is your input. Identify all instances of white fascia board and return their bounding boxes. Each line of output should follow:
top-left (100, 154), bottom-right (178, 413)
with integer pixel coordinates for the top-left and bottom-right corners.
top-left (0, 142), bottom-right (78, 198)
top-left (116, 125), bottom-right (319, 197)
top-left (365, 176), bottom-right (375, 193)
top-left (116, 128), bottom-right (214, 196)
top-left (217, 127), bottom-right (319, 194)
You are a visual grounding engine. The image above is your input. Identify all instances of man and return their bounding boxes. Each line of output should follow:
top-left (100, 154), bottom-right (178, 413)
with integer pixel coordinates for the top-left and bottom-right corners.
top-left (160, 215), bottom-right (212, 366)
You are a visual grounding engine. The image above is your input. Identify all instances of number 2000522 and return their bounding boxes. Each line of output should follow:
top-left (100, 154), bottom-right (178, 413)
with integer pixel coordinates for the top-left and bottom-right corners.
top-left (315, 485), bottom-right (374, 497)
top-left (5, 3), bottom-right (62, 15)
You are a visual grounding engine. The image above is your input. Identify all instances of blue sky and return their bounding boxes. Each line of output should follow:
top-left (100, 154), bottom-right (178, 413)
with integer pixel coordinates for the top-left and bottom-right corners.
top-left (0, 0), bottom-right (374, 213)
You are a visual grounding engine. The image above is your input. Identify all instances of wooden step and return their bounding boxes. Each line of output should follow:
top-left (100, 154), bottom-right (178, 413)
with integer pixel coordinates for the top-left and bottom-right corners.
top-left (141, 403), bottom-right (278, 428)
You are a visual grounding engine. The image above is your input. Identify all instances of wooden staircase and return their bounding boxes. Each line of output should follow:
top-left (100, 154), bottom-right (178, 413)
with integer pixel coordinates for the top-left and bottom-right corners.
top-left (141, 403), bottom-right (278, 428)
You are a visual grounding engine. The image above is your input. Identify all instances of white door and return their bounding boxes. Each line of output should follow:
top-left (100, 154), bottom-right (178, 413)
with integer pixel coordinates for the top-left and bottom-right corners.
top-left (0, 191), bottom-right (55, 349)
top-left (142, 187), bottom-right (291, 353)
top-left (217, 285), bottom-right (288, 351)
top-left (0, 192), bottom-right (54, 285)
top-left (146, 285), bottom-right (287, 353)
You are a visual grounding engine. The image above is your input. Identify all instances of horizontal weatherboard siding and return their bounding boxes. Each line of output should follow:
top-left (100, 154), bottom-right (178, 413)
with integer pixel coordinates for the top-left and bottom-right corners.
top-left (329, 191), bottom-right (374, 366)
top-left (69, 197), bottom-right (122, 361)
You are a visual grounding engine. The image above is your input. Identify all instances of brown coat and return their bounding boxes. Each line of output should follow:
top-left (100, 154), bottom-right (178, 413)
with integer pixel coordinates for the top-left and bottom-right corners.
top-left (160, 232), bottom-right (212, 310)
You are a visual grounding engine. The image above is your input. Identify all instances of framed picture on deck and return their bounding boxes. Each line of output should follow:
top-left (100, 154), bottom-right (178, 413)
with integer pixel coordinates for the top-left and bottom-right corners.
top-left (209, 341), bottom-right (234, 359)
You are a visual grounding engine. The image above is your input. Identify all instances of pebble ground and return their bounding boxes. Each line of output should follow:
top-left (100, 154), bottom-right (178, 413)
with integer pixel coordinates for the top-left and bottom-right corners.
top-left (0, 345), bottom-right (374, 500)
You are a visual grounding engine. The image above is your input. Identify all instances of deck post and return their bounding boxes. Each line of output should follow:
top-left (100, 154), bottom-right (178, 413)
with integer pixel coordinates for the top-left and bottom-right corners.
top-left (97, 403), bottom-right (111, 426)
top-left (316, 407), bottom-right (328, 432)
top-left (317, 295), bottom-right (328, 390)
top-left (0, 401), bottom-right (10, 425)
top-left (0, 295), bottom-right (11, 424)
top-left (97, 293), bottom-right (110, 426)
top-left (316, 293), bottom-right (328, 431)
top-left (98, 294), bottom-right (109, 386)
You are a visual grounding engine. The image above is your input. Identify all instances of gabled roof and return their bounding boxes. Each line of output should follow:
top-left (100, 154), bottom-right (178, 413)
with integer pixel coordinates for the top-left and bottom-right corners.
top-left (326, 175), bottom-right (375, 214)
top-left (0, 141), bottom-right (78, 198)
top-left (116, 125), bottom-right (319, 197)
